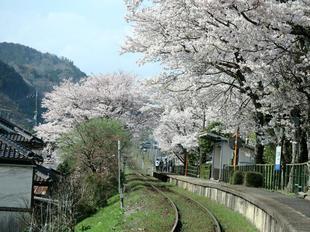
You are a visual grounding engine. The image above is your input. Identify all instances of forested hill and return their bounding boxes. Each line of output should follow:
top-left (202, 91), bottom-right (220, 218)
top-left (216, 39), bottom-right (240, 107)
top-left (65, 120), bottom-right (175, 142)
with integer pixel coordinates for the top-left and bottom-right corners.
top-left (0, 42), bottom-right (86, 128)
top-left (0, 42), bottom-right (86, 92)
top-left (0, 60), bottom-right (36, 127)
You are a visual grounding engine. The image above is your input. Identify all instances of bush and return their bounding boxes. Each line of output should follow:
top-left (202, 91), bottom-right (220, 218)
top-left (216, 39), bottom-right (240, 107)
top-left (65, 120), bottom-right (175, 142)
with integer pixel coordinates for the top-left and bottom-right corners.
top-left (200, 164), bottom-right (211, 179)
top-left (244, 172), bottom-right (263, 187)
top-left (230, 171), bottom-right (244, 185)
top-left (75, 174), bottom-right (118, 222)
top-left (76, 199), bottom-right (97, 222)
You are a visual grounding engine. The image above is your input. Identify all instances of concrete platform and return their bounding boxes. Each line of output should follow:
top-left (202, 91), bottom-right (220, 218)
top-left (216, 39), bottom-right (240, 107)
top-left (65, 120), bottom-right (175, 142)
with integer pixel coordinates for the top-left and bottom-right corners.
top-left (166, 174), bottom-right (310, 232)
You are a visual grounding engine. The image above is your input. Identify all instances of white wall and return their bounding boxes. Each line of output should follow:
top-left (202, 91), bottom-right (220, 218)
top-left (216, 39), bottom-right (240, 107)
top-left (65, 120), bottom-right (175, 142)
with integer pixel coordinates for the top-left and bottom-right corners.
top-left (213, 145), bottom-right (221, 169)
top-left (0, 164), bottom-right (33, 209)
top-left (221, 142), bottom-right (234, 166)
top-left (0, 211), bottom-right (30, 232)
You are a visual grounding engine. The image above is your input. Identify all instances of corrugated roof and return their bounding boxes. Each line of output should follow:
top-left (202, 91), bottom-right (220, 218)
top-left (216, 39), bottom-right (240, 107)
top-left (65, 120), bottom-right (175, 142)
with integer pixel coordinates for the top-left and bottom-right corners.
top-left (0, 134), bottom-right (43, 164)
top-left (199, 132), bottom-right (254, 150)
top-left (199, 132), bottom-right (228, 141)
top-left (33, 186), bottom-right (48, 196)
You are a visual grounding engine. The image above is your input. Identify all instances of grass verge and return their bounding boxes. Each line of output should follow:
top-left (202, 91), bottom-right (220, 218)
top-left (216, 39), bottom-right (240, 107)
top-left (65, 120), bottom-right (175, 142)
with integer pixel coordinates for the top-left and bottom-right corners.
top-left (75, 195), bottom-right (123, 232)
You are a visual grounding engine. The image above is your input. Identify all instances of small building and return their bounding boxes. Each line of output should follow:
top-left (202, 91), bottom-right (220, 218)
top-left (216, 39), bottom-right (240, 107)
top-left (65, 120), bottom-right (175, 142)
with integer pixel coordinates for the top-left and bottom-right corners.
top-left (33, 165), bottom-right (61, 197)
top-left (199, 132), bottom-right (255, 180)
top-left (0, 134), bottom-right (43, 232)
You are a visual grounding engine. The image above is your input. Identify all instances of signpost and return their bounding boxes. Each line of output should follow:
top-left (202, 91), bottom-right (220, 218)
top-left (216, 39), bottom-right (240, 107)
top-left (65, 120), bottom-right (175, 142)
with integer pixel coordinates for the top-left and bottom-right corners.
top-left (275, 146), bottom-right (282, 171)
top-left (118, 140), bottom-right (124, 209)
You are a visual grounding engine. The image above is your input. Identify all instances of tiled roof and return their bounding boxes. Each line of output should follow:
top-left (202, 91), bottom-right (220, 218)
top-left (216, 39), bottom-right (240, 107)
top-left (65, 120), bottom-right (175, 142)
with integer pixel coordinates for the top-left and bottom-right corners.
top-left (0, 116), bottom-right (44, 146)
top-left (34, 165), bottom-right (61, 185)
top-left (5, 133), bottom-right (29, 142)
top-left (0, 134), bottom-right (43, 164)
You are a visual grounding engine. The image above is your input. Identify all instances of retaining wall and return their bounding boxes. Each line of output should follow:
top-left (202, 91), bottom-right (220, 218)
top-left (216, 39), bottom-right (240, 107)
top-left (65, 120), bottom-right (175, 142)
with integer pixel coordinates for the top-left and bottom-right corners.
top-left (168, 176), bottom-right (305, 232)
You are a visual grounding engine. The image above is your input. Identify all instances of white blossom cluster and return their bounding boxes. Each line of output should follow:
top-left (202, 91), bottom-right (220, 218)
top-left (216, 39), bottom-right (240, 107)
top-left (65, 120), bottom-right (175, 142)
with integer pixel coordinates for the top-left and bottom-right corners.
top-left (124, 0), bottom-right (310, 158)
top-left (35, 73), bottom-right (157, 142)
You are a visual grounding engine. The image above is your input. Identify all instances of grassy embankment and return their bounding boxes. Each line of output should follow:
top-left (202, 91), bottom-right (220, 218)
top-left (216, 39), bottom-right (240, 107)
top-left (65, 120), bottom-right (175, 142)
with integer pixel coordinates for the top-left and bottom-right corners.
top-left (75, 195), bottom-right (122, 232)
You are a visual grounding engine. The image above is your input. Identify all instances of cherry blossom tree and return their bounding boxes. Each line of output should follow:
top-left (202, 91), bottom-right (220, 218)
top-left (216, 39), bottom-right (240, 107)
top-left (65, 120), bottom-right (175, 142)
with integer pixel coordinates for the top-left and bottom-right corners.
top-left (151, 77), bottom-right (256, 164)
top-left (35, 73), bottom-right (157, 143)
top-left (124, 0), bottom-right (310, 163)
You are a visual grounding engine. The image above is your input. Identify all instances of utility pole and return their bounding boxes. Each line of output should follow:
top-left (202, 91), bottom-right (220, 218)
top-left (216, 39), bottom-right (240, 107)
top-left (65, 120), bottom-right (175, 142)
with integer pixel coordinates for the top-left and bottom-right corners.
top-left (34, 89), bottom-right (38, 126)
top-left (233, 127), bottom-right (240, 171)
top-left (118, 140), bottom-right (124, 210)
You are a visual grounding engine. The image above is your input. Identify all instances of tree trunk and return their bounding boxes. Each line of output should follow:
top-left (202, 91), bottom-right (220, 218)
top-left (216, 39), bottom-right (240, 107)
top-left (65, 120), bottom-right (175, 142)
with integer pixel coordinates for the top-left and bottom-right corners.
top-left (307, 130), bottom-right (310, 161)
top-left (254, 111), bottom-right (265, 164)
top-left (306, 131), bottom-right (310, 194)
top-left (255, 138), bottom-right (264, 164)
top-left (287, 126), bottom-right (301, 192)
top-left (184, 152), bottom-right (188, 176)
top-left (282, 138), bottom-right (292, 164)
top-left (299, 130), bottom-right (308, 163)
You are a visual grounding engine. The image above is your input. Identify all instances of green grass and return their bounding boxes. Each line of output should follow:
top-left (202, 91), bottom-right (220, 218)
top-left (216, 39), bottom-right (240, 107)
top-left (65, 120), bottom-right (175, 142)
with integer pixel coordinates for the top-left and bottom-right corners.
top-left (75, 195), bottom-right (123, 232)
top-left (170, 186), bottom-right (258, 232)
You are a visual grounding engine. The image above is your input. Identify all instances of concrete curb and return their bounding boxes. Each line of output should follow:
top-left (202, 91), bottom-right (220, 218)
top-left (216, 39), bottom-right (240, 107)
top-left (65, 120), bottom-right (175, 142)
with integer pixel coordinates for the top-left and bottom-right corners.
top-left (167, 175), bottom-right (310, 232)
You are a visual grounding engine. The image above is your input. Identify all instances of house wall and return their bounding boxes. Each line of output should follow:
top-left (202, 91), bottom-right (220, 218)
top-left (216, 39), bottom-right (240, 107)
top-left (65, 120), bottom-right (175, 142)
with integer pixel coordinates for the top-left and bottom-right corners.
top-left (212, 141), bottom-right (254, 180)
top-left (0, 164), bottom-right (33, 232)
top-left (239, 147), bottom-right (255, 165)
top-left (0, 164), bottom-right (33, 209)
top-left (0, 212), bottom-right (30, 232)
top-left (213, 145), bottom-right (221, 169)
top-left (211, 145), bottom-right (220, 179)
top-left (221, 142), bottom-right (233, 166)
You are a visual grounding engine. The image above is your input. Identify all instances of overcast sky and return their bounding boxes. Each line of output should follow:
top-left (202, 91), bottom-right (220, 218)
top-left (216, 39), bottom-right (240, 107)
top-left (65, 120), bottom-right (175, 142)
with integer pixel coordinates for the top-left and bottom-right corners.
top-left (0, 0), bottom-right (160, 78)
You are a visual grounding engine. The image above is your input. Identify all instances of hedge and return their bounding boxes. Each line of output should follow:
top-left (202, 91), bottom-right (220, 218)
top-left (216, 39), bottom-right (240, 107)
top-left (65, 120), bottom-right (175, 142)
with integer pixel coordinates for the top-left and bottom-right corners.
top-left (244, 171), bottom-right (263, 187)
top-left (230, 170), bottom-right (244, 185)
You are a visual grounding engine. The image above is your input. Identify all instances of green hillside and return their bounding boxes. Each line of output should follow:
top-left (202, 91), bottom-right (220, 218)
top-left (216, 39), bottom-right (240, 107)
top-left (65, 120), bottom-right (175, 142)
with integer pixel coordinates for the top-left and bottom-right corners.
top-left (0, 60), bottom-right (36, 128)
top-left (0, 42), bottom-right (86, 92)
top-left (0, 42), bottom-right (86, 128)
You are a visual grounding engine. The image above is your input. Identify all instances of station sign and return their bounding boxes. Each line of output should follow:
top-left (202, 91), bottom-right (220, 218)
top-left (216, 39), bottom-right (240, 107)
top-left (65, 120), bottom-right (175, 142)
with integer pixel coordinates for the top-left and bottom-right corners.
top-left (275, 146), bottom-right (281, 171)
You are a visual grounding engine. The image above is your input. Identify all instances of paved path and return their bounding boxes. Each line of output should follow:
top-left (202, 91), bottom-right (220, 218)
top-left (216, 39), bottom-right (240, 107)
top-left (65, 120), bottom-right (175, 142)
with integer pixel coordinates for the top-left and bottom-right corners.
top-left (167, 174), bottom-right (310, 232)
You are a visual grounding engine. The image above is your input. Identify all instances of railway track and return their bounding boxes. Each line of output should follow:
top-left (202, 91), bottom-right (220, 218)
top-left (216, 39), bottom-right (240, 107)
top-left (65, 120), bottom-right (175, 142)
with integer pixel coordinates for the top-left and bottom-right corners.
top-left (136, 172), bottom-right (179, 232)
top-left (164, 188), bottom-right (221, 232)
top-left (137, 172), bottom-right (221, 232)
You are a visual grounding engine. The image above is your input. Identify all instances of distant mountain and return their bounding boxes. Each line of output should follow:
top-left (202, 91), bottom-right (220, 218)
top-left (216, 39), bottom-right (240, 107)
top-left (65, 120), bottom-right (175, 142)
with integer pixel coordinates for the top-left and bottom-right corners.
top-left (0, 60), bottom-right (36, 128)
top-left (0, 42), bottom-right (86, 92)
top-left (0, 42), bottom-right (86, 128)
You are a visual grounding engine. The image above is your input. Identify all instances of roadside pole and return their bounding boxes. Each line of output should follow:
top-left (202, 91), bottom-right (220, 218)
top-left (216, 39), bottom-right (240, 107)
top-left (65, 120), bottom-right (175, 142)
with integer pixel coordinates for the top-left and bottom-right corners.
top-left (233, 127), bottom-right (239, 171)
top-left (118, 140), bottom-right (124, 210)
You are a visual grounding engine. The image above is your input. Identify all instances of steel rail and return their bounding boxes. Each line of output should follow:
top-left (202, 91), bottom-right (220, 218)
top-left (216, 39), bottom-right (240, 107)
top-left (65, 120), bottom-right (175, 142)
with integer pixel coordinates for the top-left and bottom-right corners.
top-left (168, 188), bottom-right (222, 232)
top-left (136, 172), bottom-right (179, 232)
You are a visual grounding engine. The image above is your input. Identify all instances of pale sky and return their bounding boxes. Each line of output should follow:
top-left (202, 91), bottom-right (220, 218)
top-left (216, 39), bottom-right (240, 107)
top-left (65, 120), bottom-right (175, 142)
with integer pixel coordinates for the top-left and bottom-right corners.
top-left (0, 0), bottom-right (160, 77)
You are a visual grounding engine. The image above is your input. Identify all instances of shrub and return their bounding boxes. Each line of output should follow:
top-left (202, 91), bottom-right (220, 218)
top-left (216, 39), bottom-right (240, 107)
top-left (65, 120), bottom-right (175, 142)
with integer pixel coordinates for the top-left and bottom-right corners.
top-left (230, 171), bottom-right (244, 185)
top-left (76, 199), bottom-right (97, 222)
top-left (244, 172), bottom-right (263, 187)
